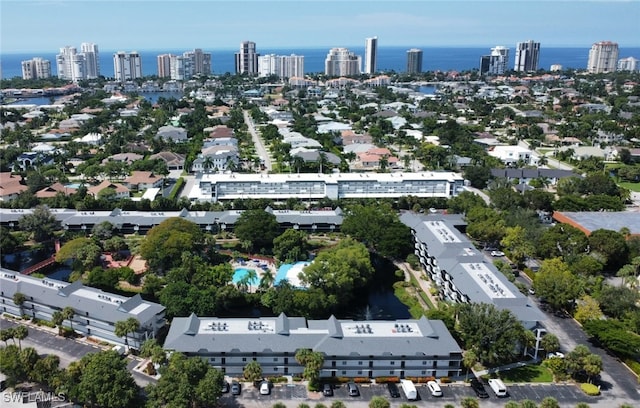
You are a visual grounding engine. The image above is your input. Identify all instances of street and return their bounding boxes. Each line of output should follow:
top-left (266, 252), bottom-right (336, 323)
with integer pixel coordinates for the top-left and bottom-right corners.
top-left (244, 110), bottom-right (272, 172)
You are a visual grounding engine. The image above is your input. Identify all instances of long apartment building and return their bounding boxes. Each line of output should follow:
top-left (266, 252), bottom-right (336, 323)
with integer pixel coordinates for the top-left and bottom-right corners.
top-left (165, 313), bottom-right (462, 379)
top-left (190, 172), bottom-right (465, 202)
top-left (399, 212), bottom-right (546, 357)
top-left (0, 268), bottom-right (166, 348)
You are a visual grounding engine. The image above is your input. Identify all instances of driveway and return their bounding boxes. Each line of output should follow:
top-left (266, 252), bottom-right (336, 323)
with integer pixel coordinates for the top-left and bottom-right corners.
top-left (244, 110), bottom-right (272, 172)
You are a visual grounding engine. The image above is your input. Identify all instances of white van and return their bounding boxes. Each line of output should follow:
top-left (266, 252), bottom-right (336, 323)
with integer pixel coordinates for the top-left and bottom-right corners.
top-left (400, 379), bottom-right (417, 400)
top-left (488, 378), bottom-right (508, 397)
top-left (426, 380), bottom-right (442, 397)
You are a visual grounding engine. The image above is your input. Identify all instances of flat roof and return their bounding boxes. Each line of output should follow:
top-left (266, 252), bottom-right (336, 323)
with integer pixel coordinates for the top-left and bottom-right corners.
top-left (553, 211), bottom-right (640, 236)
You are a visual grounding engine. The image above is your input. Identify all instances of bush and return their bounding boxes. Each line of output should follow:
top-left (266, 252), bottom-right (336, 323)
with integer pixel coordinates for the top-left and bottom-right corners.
top-left (144, 362), bottom-right (157, 376)
top-left (375, 376), bottom-right (400, 384)
top-left (353, 377), bottom-right (371, 383)
top-left (440, 377), bottom-right (451, 383)
top-left (580, 383), bottom-right (600, 396)
top-left (168, 177), bottom-right (185, 201)
top-left (405, 376), bottom-right (435, 384)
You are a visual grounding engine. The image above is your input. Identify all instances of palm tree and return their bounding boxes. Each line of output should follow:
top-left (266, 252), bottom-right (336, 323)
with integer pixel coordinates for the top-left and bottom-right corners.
top-left (462, 349), bottom-right (478, 381)
top-left (292, 156), bottom-right (305, 174)
top-left (62, 307), bottom-right (75, 333)
top-left (13, 325), bottom-right (28, 350)
top-left (0, 328), bottom-right (13, 346)
top-left (52, 311), bottom-right (65, 335)
top-left (12, 292), bottom-right (26, 317)
top-left (378, 155), bottom-right (389, 172)
top-left (317, 152), bottom-right (328, 174)
top-left (115, 317), bottom-right (140, 350)
top-left (259, 269), bottom-right (275, 290)
top-left (225, 156), bottom-right (238, 172)
top-left (202, 156), bottom-right (214, 174)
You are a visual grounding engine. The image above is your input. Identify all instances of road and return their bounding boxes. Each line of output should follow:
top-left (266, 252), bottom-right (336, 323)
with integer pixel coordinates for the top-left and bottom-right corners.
top-left (244, 110), bottom-right (272, 172)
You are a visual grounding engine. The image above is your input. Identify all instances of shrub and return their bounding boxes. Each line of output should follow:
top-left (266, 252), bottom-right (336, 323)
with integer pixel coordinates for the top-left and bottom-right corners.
top-left (580, 383), bottom-right (600, 396)
top-left (353, 377), bottom-right (371, 383)
top-left (375, 376), bottom-right (400, 384)
top-left (144, 362), bottom-right (157, 376)
top-left (168, 177), bottom-right (185, 201)
top-left (440, 377), bottom-right (451, 383)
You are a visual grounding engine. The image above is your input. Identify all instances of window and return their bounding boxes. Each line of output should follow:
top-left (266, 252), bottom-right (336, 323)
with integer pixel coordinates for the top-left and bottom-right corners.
top-left (422, 371), bottom-right (426, 375)
top-left (358, 361), bottom-right (363, 366)
top-left (357, 371), bottom-right (362, 375)
top-left (341, 371), bottom-right (346, 375)
top-left (390, 371), bottom-right (394, 375)
top-left (390, 361), bottom-right (395, 365)
top-left (274, 358), bottom-right (278, 362)
top-left (273, 367), bottom-right (278, 372)
top-left (242, 358), bottom-right (247, 362)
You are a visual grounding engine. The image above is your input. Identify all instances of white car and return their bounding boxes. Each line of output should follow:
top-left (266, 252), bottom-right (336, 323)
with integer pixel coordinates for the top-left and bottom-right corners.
top-left (547, 352), bottom-right (565, 359)
top-left (259, 381), bottom-right (270, 395)
top-left (491, 250), bottom-right (505, 257)
top-left (426, 380), bottom-right (442, 397)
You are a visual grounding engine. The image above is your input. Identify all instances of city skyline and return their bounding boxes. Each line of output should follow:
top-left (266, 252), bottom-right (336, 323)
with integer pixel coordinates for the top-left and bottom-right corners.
top-left (1, 1), bottom-right (639, 54)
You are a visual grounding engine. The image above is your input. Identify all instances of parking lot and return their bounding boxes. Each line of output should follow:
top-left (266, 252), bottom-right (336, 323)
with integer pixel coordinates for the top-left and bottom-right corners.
top-left (224, 381), bottom-right (602, 407)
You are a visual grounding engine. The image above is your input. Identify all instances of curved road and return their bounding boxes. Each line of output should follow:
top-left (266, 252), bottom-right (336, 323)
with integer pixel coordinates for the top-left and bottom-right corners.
top-left (244, 110), bottom-right (272, 172)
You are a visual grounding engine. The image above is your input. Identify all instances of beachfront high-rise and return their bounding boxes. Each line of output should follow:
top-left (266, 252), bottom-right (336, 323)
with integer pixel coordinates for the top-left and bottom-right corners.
top-left (258, 54), bottom-right (304, 78)
top-left (364, 36), bottom-right (378, 74)
top-left (406, 48), bottom-right (423, 74)
top-left (324, 47), bottom-right (361, 77)
top-left (157, 54), bottom-right (172, 78)
top-left (617, 57), bottom-right (639, 72)
top-left (480, 46), bottom-right (509, 75)
top-left (183, 48), bottom-right (212, 76)
top-left (588, 41), bottom-right (619, 73)
top-left (113, 51), bottom-right (143, 82)
top-left (514, 40), bottom-right (540, 72)
top-left (80, 42), bottom-right (100, 79)
top-left (21, 58), bottom-right (51, 80)
top-left (235, 41), bottom-right (259, 75)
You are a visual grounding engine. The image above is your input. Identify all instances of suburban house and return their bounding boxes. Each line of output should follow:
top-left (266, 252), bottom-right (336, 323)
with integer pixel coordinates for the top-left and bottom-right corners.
top-left (88, 180), bottom-right (130, 199)
top-left (156, 125), bottom-right (188, 143)
top-left (123, 171), bottom-right (164, 191)
top-left (150, 151), bottom-right (186, 170)
top-left (35, 182), bottom-right (77, 199)
top-left (0, 172), bottom-right (28, 201)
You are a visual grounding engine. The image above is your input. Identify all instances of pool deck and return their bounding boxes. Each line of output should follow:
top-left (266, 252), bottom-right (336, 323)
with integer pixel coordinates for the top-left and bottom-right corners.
top-left (231, 259), bottom-right (277, 291)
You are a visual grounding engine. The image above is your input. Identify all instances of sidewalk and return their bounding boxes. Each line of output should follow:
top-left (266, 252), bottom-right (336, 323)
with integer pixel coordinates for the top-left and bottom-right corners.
top-left (472, 359), bottom-right (539, 378)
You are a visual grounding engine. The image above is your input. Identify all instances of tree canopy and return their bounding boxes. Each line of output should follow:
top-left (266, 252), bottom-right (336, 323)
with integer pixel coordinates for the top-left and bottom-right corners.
top-left (139, 217), bottom-right (203, 272)
top-left (18, 205), bottom-right (60, 242)
top-left (534, 258), bottom-right (582, 311)
top-left (233, 209), bottom-right (280, 252)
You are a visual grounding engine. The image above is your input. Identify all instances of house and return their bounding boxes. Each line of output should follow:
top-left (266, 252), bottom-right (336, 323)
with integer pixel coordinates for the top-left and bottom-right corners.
top-left (487, 145), bottom-right (533, 165)
top-left (490, 168), bottom-right (580, 186)
top-left (356, 147), bottom-right (399, 169)
top-left (74, 132), bottom-right (103, 145)
top-left (291, 150), bottom-right (341, 168)
top-left (0, 172), bottom-right (28, 201)
top-left (35, 182), bottom-right (77, 198)
top-left (191, 145), bottom-right (239, 173)
top-left (150, 151), bottom-right (186, 170)
top-left (207, 125), bottom-right (234, 139)
top-left (102, 153), bottom-right (143, 165)
top-left (88, 180), bottom-right (130, 199)
top-left (123, 171), bottom-right (163, 191)
top-left (156, 125), bottom-right (188, 142)
top-left (14, 152), bottom-right (54, 171)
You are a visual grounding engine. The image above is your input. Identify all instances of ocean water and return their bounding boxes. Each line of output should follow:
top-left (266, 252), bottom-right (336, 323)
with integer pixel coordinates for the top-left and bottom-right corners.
top-left (2, 46), bottom-right (639, 80)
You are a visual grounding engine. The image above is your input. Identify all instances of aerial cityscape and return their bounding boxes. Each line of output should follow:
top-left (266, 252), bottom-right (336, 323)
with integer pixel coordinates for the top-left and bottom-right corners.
top-left (1, 1), bottom-right (639, 408)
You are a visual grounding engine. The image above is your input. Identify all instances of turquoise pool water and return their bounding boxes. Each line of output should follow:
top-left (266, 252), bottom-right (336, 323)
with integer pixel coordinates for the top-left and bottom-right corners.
top-left (232, 268), bottom-right (258, 284)
top-left (65, 183), bottom-right (81, 189)
top-left (275, 261), bottom-right (310, 285)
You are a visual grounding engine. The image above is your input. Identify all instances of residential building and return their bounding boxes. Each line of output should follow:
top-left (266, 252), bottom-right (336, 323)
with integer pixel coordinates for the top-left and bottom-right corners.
top-left (258, 54), bottom-right (304, 78)
top-left (0, 172), bottom-right (28, 202)
top-left (399, 212), bottom-right (546, 357)
top-left (80, 42), bottom-right (100, 79)
top-left (480, 46), bottom-right (509, 75)
top-left (488, 145), bottom-right (533, 165)
top-left (364, 36), bottom-right (378, 74)
top-left (21, 58), bottom-right (51, 80)
top-left (235, 41), bottom-right (259, 75)
top-left (325, 47), bottom-right (361, 77)
top-left (164, 313), bottom-right (462, 379)
top-left (157, 54), bottom-right (173, 78)
top-left (0, 268), bottom-right (166, 349)
top-left (170, 55), bottom-right (189, 80)
top-left (553, 211), bottom-right (640, 238)
top-left (189, 171), bottom-right (464, 202)
top-left (87, 180), bottom-right (130, 199)
top-left (618, 57), bottom-right (639, 72)
top-left (191, 145), bottom-right (239, 173)
top-left (588, 41), bottom-right (619, 73)
top-left (183, 48), bottom-right (212, 76)
top-left (113, 51), bottom-right (143, 81)
top-left (156, 125), bottom-right (188, 142)
top-left (123, 171), bottom-right (164, 191)
top-left (56, 46), bottom-right (84, 82)
top-left (149, 151), bottom-right (186, 170)
top-left (406, 48), bottom-right (423, 74)
top-left (514, 40), bottom-right (540, 72)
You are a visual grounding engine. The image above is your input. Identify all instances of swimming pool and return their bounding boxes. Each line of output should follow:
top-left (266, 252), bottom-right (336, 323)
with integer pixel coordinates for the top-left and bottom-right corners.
top-left (232, 268), bottom-right (259, 284)
top-left (275, 261), bottom-right (310, 287)
top-left (65, 183), bottom-right (82, 189)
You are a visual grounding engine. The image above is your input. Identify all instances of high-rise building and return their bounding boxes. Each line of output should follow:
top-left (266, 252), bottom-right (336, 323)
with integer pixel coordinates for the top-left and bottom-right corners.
top-left (113, 51), bottom-right (143, 82)
top-left (235, 41), bottom-right (258, 75)
top-left (617, 57), bottom-right (639, 72)
top-left (56, 46), bottom-right (78, 81)
top-left (21, 58), bottom-right (51, 80)
top-left (588, 41), bottom-right (619, 73)
top-left (258, 54), bottom-right (304, 78)
top-left (480, 46), bottom-right (509, 75)
top-left (81, 42), bottom-right (100, 79)
top-left (183, 48), bottom-right (212, 76)
top-left (364, 36), bottom-right (378, 74)
top-left (514, 40), bottom-right (540, 72)
top-left (169, 55), bottom-right (190, 80)
top-left (406, 48), bottom-right (423, 74)
top-left (324, 47), bottom-right (361, 77)
top-left (157, 54), bottom-right (173, 78)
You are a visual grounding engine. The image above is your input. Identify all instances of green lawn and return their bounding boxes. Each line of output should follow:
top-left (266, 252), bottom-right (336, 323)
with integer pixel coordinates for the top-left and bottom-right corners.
top-left (619, 182), bottom-right (640, 192)
top-left (498, 364), bottom-right (554, 383)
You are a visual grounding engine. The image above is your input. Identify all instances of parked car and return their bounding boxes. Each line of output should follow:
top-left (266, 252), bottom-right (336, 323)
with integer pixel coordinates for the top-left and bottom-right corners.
top-left (491, 250), bottom-right (505, 257)
top-left (470, 379), bottom-right (489, 398)
top-left (259, 381), bottom-right (270, 395)
top-left (347, 382), bottom-right (359, 397)
top-left (231, 381), bottom-right (241, 395)
top-left (427, 380), bottom-right (442, 397)
top-left (322, 383), bottom-right (333, 397)
top-left (387, 382), bottom-right (400, 398)
top-left (547, 352), bottom-right (565, 359)
top-left (221, 381), bottom-right (230, 393)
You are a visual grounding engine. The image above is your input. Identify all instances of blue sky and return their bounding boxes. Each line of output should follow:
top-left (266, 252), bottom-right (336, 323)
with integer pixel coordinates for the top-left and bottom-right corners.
top-left (1, 0), bottom-right (638, 53)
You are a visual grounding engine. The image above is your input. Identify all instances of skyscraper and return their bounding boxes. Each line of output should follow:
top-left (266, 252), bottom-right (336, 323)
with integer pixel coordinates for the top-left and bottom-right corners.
top-left (514, 40), bottom-right (540, 72)
top-left (80, 42), bottom-right (100, 79)
top-left (157, 54), bottom-right (173, 78)
top-left (406, 48), bottom-right (423, 74)
top-left (258, 54), bottom-right (304, 78)
top-left (113, 51), bottom-right (143, 82)
top-left (480, 46), bottom-right (509, 75)
top-left (588, 41), bottom-right (619, 73)
top-left (183, 48), bottom-right (212, 76)
top-left (364, 36), bottom-right (378, 74)
top-left (324, 47), bottom-right (361, 76)
top-left (56, 46), bottom-right (79, 81)
top-left (235, 41), bottom-right (258, 75)
top-left (21, 58), bottom-right (51, 80)
top-left (617, 57), bottom-right (639, 72)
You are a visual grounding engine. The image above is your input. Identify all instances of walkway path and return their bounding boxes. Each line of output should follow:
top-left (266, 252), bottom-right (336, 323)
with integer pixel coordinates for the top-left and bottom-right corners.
top-left (394, 261), bottom-right (440, 309)
top-left (244, 110), bottom-right (272, 172)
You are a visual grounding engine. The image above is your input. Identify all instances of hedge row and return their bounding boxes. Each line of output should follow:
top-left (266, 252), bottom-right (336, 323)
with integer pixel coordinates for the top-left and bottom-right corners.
top-left (168, 177), bottom-right (185, 201)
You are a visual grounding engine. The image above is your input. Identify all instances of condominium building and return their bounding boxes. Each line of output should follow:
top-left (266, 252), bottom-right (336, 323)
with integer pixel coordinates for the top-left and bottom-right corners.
top-left (165, 313), bottom-right (462, 379)
top-left (190, 172), bottom-right (464, 202)
top-left (325, 47), bottom-right (361, 77)
top-left (80, 42), bottom-right (100, 79)
top-left (183, 48), bottom-right (212, 76)
top-left (514, 40), bottom-right (540, 72)
top-left (406, 48), bottom-right (423, 74)
top-left (235, 41), bottom-right (259, 75)
top-left (587, 41), bottom-right (619, 73)
top-left (170, 55), bottom-right (190, 81)
top-left (364, 36), bottom-right (378, 74)
top-left (157, 54), bottom-right (173, 78)
top-left (21, 58), bottom-right (51, 80)
top-left (617, 56), bottom-right (639, 72)
top-left (258, 54), bottom-right (304, 78)
top-left (480, 46), bottom-right (509, 75)
top-left (113, 51), bottom-right (143, 81)
top-left (0, 268), bottom-right (166, 349)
